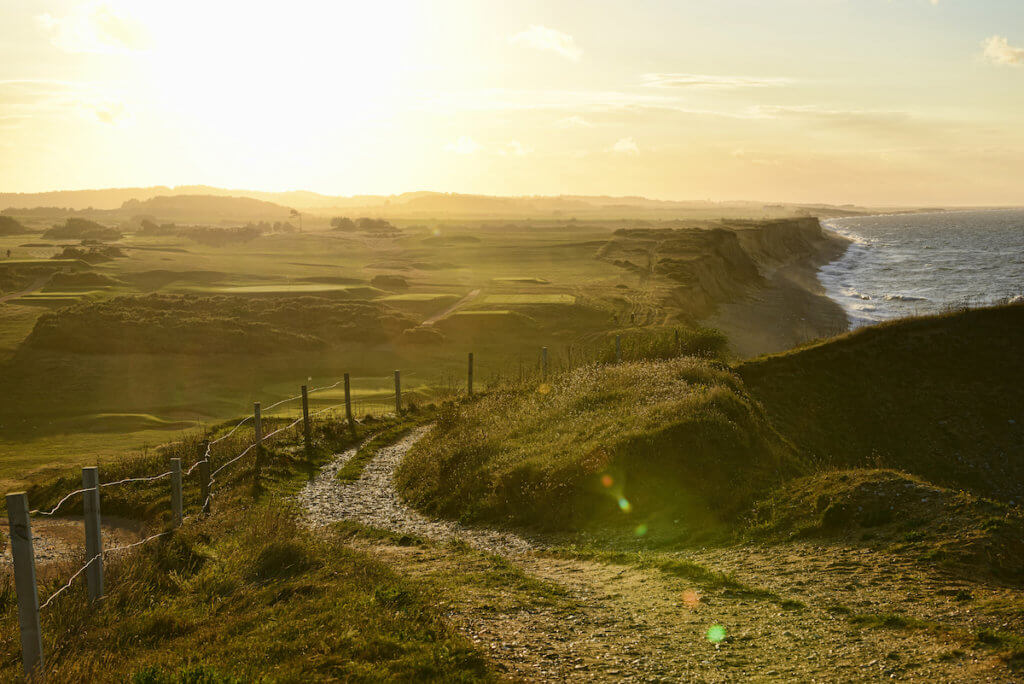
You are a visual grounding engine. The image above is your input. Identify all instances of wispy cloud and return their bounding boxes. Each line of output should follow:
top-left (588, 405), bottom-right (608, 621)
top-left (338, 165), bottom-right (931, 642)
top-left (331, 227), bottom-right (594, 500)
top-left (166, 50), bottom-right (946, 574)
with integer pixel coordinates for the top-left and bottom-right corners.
top-left (36, 1), bottom-right (149, 55)
top-left (556, 115), bottom-right (594, 128)
top-left (610, 137), bottom-right (640, 155)
top-left (444, 136), bottom-right (481, 154)
top-left (982, 36), bottom-right (1024, 66)
top-left (0, 79), bottom-right (129, 126)
top-left (750, 105), bottom-right (913, 127)
top-left (642, 73), bottom-right (792, 89)
top-left (509, 25), bottom-right (582, 61)
top-left (499, 141), bottom-right (531, 156)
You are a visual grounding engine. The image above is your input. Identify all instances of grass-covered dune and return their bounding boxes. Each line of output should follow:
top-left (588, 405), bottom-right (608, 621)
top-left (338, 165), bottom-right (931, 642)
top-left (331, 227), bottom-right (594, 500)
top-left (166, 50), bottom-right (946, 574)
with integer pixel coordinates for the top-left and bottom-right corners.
top-left (397, 357), bottom-right (804, 533)
top-left (738, 303), bottom-right (1024, 504)
top-left (21, 294), bottom-right (416, 355)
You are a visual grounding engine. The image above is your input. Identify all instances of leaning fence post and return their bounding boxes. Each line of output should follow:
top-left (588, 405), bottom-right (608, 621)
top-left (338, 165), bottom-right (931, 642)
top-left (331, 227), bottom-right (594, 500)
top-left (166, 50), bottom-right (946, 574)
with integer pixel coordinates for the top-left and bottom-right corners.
top-left (301, 385), bottom-right (311, 453)
top-left (6, 493), bottom-right (43, 677)
top-left (468, 353), bottom-right (474, 397)
top-left (394, 370), bottom-right (402, 414)
top-left (170, 457), bottom-right (183, 527)
top-left (199, 458), bottom-right (211, 515)
top-left (82, 466), bottom-right (104, 602)
top-left (616, 335), bottom-right (622, 364)
top-left (344, 373), bottom-right (355, 436)
top-left (541, 347), bottom-right (548, 382)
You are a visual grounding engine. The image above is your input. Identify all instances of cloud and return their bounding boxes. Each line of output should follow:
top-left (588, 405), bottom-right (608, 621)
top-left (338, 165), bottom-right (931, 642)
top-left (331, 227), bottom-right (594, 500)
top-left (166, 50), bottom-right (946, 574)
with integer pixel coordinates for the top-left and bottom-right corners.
top-left (509, 25), bottom-right (582, 61)
top-left (642, 73), bottom-right (792, 89)
top-left (0, 79), bottom-right (129, 126)
top-left (749, 105), bottom-right (913, 128)
top-left (982, 36), bottom-right (1024, 66)
top-left (556, 115), bottom-right (593, 128)
top-left (36, 2), bottom-right (149, 54)
top-left (87, 99), bottom-right (130, 125)
top-left (499, 141), bottom-right (531, 156)
top-left (445, 136), bottom-right (481, 154)
top-left (610, 137), bottom-right (640, 155)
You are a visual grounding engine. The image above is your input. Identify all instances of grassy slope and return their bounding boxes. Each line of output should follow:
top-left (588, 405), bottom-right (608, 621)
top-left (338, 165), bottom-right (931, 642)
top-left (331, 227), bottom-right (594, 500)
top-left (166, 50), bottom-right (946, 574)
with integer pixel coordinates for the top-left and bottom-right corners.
top-left (0, 412), bottom-right (497, 682)
top-left (397, 357), bottom-right (803, 534)
top-left (737, 304), bottom-right (1024, 503)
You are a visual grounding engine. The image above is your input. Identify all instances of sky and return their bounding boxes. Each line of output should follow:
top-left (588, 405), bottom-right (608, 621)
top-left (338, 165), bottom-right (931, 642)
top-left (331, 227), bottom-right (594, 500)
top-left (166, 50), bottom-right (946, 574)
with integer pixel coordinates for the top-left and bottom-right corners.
top-left (1, 0), bottom-right (1023, 206)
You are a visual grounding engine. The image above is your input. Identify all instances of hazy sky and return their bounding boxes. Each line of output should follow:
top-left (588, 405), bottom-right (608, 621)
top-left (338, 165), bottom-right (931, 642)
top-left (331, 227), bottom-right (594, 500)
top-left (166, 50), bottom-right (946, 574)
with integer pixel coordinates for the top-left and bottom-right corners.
top-left (2, 0), bottom-right (1023, 205)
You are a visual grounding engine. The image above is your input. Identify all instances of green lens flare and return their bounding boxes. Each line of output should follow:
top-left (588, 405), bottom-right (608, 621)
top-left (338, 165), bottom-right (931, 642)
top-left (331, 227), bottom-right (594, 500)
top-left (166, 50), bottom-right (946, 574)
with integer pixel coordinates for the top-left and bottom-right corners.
top-left (618, 497), bottom-right (632, 513)
top-left (706, 625), bottom-right (727, 643)
top-left (635, 523), bottom-right (648, 536)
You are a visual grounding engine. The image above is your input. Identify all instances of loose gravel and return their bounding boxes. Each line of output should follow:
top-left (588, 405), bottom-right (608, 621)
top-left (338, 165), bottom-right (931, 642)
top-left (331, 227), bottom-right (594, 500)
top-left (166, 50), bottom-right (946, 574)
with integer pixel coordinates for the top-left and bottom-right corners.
top-left (298, 427), bottom-right (535, 556)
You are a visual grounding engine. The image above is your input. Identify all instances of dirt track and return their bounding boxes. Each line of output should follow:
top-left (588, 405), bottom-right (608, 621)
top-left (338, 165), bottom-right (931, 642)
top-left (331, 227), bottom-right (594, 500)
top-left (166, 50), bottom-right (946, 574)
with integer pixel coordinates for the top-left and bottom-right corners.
top-left (297, 430), bottom-right (1022, 681)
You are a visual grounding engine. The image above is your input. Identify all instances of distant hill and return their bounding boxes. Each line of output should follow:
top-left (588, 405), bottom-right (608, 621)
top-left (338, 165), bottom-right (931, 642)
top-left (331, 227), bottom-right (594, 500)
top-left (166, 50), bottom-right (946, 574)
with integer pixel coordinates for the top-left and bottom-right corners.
top-left (120, 194), bottom-right (293, 222)
top-left (1, 186), bottom-right (921, 219)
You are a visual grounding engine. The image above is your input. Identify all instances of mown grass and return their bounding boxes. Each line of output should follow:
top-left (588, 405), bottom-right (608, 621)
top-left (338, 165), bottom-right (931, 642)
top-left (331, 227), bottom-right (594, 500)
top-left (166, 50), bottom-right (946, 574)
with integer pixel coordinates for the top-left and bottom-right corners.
top-left (397, 356), bottom-right (803, 532)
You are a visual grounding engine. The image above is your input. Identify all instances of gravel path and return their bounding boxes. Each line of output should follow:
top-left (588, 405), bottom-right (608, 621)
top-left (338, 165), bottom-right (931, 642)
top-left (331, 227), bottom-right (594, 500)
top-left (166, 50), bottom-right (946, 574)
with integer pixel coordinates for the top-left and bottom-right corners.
top-left (298, 427), bottom-right (535, 556)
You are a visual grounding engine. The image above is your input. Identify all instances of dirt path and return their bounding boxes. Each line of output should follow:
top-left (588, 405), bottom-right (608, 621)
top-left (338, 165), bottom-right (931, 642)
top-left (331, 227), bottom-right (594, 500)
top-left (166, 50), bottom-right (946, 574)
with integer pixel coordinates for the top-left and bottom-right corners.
top-left (298, 430), bottom-right (1021, 681)
top-left (0, 274), bottom-right (52, 305)
top-left (0, 516), bottom-right (144, 572)
top-left (421, 288), bottom-right (481, 326)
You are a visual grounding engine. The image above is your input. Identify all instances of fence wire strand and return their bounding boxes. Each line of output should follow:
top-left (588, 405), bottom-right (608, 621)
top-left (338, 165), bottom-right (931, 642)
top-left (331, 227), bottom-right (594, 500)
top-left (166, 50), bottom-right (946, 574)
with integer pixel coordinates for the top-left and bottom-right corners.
top-left (23, 371), bottom-right (403, 617)
top-left (39, 529), bottom-right (175, 610)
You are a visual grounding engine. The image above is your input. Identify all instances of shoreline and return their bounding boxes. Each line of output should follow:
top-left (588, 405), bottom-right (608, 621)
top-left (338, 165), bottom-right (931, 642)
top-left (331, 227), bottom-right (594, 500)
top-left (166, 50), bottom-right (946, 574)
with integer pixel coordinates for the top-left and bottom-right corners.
top-left (704, 225), bottom-right (852, 359)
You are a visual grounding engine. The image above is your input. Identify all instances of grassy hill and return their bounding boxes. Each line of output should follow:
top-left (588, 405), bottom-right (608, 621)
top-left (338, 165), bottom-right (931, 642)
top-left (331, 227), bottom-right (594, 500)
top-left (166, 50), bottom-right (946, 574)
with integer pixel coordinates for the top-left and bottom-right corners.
top-left (738, 303), bottom-right (1024, 504)
top-left (397, 357), bottom-right (804, 536)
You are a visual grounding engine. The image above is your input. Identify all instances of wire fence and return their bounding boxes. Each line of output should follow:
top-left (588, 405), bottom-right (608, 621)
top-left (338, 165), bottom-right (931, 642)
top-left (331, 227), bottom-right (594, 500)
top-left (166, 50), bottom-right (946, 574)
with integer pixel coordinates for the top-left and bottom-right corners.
top-left (2, 335), bottom-right (712, 676)
top-left (1, 362), bottom-right (465, 678)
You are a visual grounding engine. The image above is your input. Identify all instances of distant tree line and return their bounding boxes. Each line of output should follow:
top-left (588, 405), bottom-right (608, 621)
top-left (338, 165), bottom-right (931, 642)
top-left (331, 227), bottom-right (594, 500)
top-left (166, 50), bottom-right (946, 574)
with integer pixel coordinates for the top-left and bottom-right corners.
top-left (43, 218), bottom-right (122, 242)
top-left (330, 217), bottom-right (401, 235)
top-left (0, 215), bottom-right (27, 236)
top-left (134, 218), bottom-right (296, 246)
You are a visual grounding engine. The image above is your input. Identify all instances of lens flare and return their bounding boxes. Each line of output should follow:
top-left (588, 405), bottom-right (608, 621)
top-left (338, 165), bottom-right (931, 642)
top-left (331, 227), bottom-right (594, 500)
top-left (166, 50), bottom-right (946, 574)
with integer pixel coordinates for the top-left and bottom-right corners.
top-left (601, 474), bottom-right (614, 488)
top-left (706, 625), bottom-right (727, 643)
top-left (681, 589), bottom-right (700, 609)
top-left (634, 523), bottom-right (648, 536)
top-left (618, 497), bottom-right (632, 513)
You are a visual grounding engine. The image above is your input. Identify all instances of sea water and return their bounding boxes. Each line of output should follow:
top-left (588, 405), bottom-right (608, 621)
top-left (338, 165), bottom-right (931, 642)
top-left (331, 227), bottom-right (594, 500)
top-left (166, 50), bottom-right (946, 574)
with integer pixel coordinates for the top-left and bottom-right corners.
top-left (819, 209), bottom-right (1024, 328)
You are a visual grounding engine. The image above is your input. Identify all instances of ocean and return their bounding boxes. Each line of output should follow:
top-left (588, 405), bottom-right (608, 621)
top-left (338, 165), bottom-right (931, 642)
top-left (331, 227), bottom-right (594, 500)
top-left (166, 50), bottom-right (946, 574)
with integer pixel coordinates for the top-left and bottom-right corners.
top-left (819, 209), bottom-right (1024, 328)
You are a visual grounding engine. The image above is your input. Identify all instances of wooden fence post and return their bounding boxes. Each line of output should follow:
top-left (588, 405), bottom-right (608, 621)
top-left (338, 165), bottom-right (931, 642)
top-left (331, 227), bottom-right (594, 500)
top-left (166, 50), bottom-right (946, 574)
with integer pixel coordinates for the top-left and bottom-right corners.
top-left (253, 402), bottom-right (263, 480)
top-left (344, 373), bottom-right (355, 436)
top-left (468, 353), bottom-right (474, 397)
top-left (541, 347), bottom-right (548, 382)
top-left (170, 457), bottom-right (183, 527)
top-left (82, 466), bottom-right (103, 602)
top-left (199, 458), bottom-right (211, 515)
top-left (616, 335), bottom-right (622, 364)
top-left (675, 328), bottom-right (680, 354)
top-left (394, 370), bottom-right (402, 415)
top-left (6, 493), bottom-right (43, 677)
top-left (301, 385), bottom-right (311, 453)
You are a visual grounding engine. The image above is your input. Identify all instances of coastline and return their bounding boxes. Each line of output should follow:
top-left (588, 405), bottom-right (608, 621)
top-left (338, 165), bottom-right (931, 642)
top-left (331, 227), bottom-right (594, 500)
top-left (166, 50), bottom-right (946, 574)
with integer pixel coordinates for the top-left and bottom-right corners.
top-left (704, 226), bottom-right (852, 359)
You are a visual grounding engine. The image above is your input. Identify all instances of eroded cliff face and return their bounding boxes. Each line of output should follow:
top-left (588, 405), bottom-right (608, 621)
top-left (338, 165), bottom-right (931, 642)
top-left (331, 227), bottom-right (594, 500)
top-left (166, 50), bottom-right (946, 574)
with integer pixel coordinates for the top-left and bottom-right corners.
top-left (598, 217), bottom-right (840, 321)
